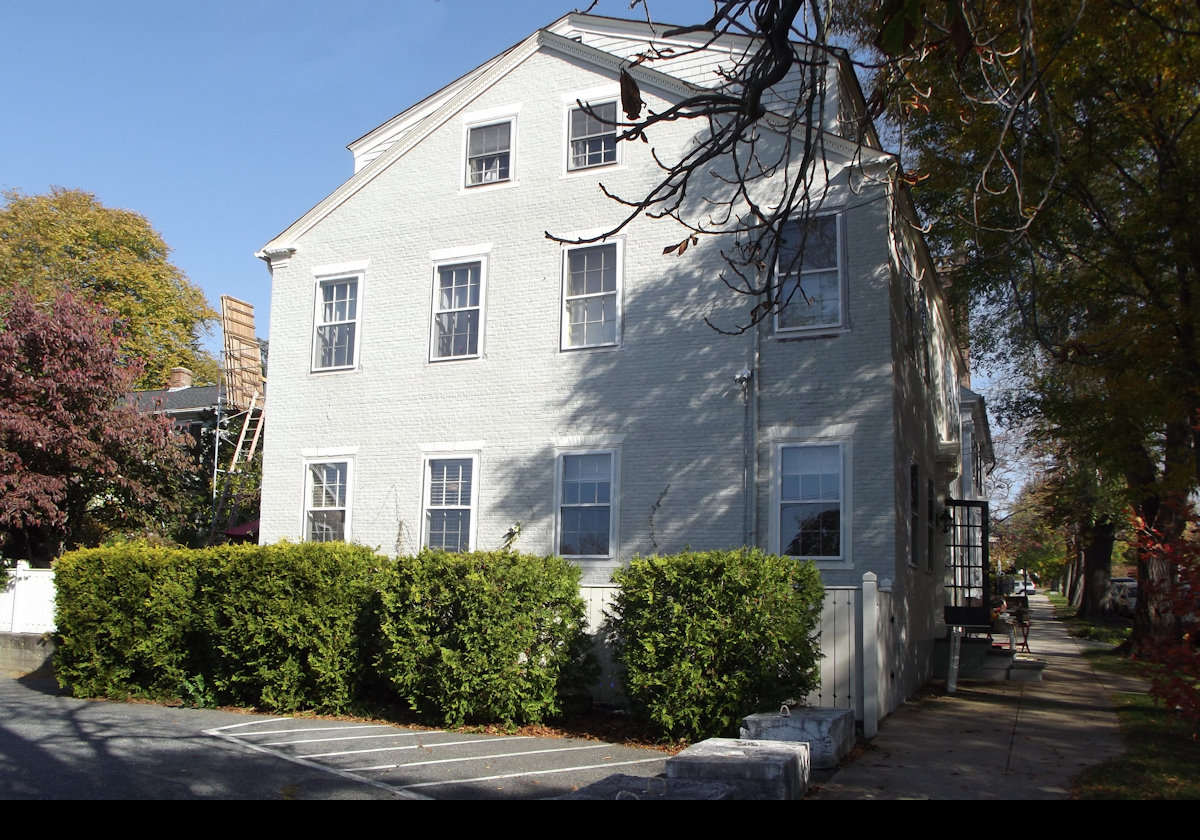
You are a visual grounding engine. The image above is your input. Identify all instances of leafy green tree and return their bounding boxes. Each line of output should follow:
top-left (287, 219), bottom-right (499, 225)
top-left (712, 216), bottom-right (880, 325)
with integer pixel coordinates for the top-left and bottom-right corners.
top-left (848, 0), bottom-right (1200, 648)
top-left (0, 290), bottom-right (193, 563)
top-left (0, 188), bottom-right (217, 388)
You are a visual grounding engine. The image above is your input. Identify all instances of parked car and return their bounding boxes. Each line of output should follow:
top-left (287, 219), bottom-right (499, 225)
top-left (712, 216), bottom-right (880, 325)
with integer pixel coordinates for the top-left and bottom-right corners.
top-left (1109, 577), bottom-right (1138, 617)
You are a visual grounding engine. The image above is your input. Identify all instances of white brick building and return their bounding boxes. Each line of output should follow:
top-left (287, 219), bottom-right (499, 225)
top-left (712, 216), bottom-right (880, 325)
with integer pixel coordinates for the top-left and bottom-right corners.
top-left (256, 14), bottom-right (990, 719)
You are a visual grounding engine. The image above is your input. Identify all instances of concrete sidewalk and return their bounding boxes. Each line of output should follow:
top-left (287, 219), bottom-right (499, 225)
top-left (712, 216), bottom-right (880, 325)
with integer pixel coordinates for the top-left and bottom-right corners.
top-left (808, 594), bottom-right (1146, 800)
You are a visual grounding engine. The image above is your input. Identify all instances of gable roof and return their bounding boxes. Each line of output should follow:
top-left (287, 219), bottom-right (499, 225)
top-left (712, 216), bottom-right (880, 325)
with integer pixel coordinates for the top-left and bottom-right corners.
top-left (258, 13), bottom-right (890, 261)
top-left (130, 384), bottom-right (221, 415)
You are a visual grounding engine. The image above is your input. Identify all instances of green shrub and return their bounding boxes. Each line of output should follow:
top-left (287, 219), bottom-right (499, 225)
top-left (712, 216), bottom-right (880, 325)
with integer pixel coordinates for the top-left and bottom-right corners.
top-left (607, 548), bottom-right (823, 742)
top-left (55, 544), bottom-right (200, 700)
top-left (374, 549), bottom-right (589, 727)
top-left (195, 542), bottom-right (378, 714)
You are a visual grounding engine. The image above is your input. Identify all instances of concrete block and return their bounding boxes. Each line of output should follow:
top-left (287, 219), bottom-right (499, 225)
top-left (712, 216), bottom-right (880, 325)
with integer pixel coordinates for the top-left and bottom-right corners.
top-left (740, 707), bottom-right (855, 769)
top-left (667, 738), bottom-right (810, 800)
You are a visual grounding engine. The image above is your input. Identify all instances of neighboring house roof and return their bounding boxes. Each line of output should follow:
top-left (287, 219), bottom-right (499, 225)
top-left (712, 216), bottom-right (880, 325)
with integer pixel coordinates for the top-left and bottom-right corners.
top-left (258, 12), bottom-right (891, 260)
top-left (130, 385), bottom-right (222, 415)
top-left (960, 385), bottom-right (995, 467)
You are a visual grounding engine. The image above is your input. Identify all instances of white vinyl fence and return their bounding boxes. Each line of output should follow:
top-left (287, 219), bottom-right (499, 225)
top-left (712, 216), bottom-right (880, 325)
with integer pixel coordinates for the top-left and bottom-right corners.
top-left (1, 563), bottom-right (56, 634)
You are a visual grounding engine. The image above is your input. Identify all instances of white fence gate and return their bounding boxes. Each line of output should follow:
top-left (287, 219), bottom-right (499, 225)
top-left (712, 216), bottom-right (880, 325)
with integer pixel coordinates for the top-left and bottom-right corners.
top-left (1, 563), bottom-right (56, 635)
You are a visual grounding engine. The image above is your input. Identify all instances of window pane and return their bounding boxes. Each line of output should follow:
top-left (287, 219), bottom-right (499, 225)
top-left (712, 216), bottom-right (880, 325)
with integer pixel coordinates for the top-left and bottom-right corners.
top-left (778, 216), bottom-right (839, 330)
top-left (569, 103), bottom-right (617, 170)
top-left (310, 463), bottom-right (346, 508)
top-left (564, 245), bottom-right (618, 348)
top-left (308, 510), bottom-right (345, 542)
top-left (315, 279), bottom-right (358, 369)
top-left (433, 262), bottom-right (481, 358)
top-left (427, 510), bottom-right (470, 552)
top-left (317, 323), bottom-right (355, 369)
top-left (779, 445), bottom-right (840, 558)
top-left (467, 123), bottom-right (511, 185)
top-left (560, 453), bottom-right (613, 556)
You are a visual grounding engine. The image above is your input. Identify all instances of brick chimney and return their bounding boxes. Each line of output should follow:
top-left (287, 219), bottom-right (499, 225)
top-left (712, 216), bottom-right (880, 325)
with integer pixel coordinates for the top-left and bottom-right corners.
top-left (166, 367), bottom-right (194, 390)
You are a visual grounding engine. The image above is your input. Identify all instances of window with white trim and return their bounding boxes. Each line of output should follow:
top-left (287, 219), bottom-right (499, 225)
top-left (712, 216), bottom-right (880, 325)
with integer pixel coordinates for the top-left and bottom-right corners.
top-left (312, 277), bottom-right (360, 371)
top-left (423, 457), bottom-right (476, 552)
top-left (558, 452), bottom-right (615, 558)
top-left (306, 461), bottom-right (349, 542)
top-left (466, 121), bottom-right (511, 186)
top-left (431, 260), bottom-right (483, 360)
top-left (776, 214), bottom-right (842, 332)
top-left (562, 242), bottom-right (620, 349)
top-left (569, 102), bottom-right (618, 170)
top-left (778, 443), bottom-right (842, 559)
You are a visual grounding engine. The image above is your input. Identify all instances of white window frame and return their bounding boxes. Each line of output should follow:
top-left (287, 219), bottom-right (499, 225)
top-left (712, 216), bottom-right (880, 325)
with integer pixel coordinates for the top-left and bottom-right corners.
top-left (310, 267), bottom-right (365, 372)
top-left (555, 449), bottom-right (618, 560)
top-left (771, 441), bottom-right (849, 566)
top-left (774, 213), bottom-right (844, 334)
top-left (463, 112), bottom-right (517, 189)
top-left (303, 459), bottom-right (352, 543)
top-left (421, 454), bottom-right (479, 553)
top-left (429, 255), bottom-right (487, 362)
top-left (567, 100), bottom-right (619, 171)
top-left (560, 240), bottom-right (623, 351)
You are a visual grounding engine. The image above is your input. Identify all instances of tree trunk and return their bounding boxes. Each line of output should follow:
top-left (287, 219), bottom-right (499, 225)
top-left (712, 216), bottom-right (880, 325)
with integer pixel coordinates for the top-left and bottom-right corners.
top-left (1077, 516), bottom-right (1116, 620)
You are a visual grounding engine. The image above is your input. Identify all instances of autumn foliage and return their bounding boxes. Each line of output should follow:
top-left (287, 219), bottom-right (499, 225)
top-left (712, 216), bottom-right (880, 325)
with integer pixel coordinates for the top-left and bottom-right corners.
top-left (1135, 510), bottom-right (1200, 731)
top-left (0, 290), bottom-right (192, 562)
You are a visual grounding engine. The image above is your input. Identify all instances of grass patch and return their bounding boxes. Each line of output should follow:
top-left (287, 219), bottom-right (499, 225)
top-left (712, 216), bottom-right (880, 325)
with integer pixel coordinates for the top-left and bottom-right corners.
top-left (1046, 590), bottom-right (1200, 799)
top-left (1073, 693), bottom-right (1200, 800)
top-left (1046, 590), bottom-right (1131, 646)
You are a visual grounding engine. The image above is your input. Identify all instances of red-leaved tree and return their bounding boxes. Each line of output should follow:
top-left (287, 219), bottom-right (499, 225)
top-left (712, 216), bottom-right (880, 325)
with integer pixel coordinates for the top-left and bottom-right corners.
top-left (0, 290), bottom-right (192, 563)
top-left (1135, 508), bottom-right (1200, 732)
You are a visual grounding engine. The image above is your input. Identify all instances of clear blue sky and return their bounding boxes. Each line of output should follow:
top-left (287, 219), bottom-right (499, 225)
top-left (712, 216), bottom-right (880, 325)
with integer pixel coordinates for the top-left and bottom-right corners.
top-left (1, 0), bottom-right (704, 357)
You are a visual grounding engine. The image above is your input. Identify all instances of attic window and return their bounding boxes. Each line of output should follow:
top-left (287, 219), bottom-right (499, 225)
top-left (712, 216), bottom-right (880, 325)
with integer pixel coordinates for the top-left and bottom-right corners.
top-left (466, 121), bottom-right (511, 186)
top-left (569, 102), bottom-right (618, 170)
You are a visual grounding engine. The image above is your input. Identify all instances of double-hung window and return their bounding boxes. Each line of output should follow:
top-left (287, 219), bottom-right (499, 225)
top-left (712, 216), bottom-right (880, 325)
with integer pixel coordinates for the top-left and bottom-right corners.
top-left (558, 452), bottom-right (615, 558)
top-left (778, 443), bottom-right (843, 560)
top-left (466, 121), bottom-right (511, 186)
top-left (776, 214), bottom-right (842, 332)
top-left (313, 276), bottom-right (360, 371)
top-left (306, 461), bottom-right (349, 542)
top-left (568, 102), bottom-right (618, 170)
top-left (431, 260), bottom-right (483, 360)
top-left (423, 457), bottom-right (476, 552)
top-left (562, 242), bottom-right (620, 349)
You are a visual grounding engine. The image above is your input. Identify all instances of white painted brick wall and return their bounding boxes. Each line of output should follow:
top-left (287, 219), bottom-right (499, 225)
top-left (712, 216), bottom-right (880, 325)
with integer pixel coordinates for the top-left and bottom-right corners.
top-left (259, 43), bottom-right (964, 608)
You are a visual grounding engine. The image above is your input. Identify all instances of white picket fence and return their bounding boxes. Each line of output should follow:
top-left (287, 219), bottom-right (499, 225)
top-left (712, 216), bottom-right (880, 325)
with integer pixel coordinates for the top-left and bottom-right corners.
top-left (0, 563), bottom-right (56, 635)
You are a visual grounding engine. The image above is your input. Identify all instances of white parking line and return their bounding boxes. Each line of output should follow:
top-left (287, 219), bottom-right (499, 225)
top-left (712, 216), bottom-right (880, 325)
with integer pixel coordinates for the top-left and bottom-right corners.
top-left (230, 723), bottom-right (393, 737)
top-left (204, 725), bottom-right (428, 800)
top-left (353, 741), bottom-right (611, 771)
top-left (261, 730), bottom-right (425, 747)
top-left (396, 756), bottom-right (665, 791)
top-left (305, 735), bottom-right (531, 759)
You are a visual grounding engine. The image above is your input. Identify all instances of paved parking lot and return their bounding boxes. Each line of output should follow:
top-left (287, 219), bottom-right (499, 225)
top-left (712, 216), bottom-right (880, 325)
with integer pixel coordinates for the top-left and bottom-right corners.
top-left (0, 671), bottom-right (667, 799)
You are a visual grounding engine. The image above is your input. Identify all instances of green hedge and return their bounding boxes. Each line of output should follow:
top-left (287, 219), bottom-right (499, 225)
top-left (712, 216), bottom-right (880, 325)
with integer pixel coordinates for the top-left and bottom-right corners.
top-left (374, 549), bottom-right (589, 727)
top-left (607, 548), bottom-right (824, 742)
top-left (54, 543), bottom-right (589, 724)
top-left (194, 542), bottom-right (378, 713)
top-left (54, 544), bottom-right (200, 701)
top-left (55, 542), bottom-right (378, 713)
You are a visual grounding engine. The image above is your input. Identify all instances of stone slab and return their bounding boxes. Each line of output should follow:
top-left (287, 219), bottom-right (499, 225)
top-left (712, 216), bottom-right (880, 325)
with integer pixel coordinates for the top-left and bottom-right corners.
top-left (740, 708), bottom-right (855, 769)
top-left (666, 738), bottom-right (810, 800)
